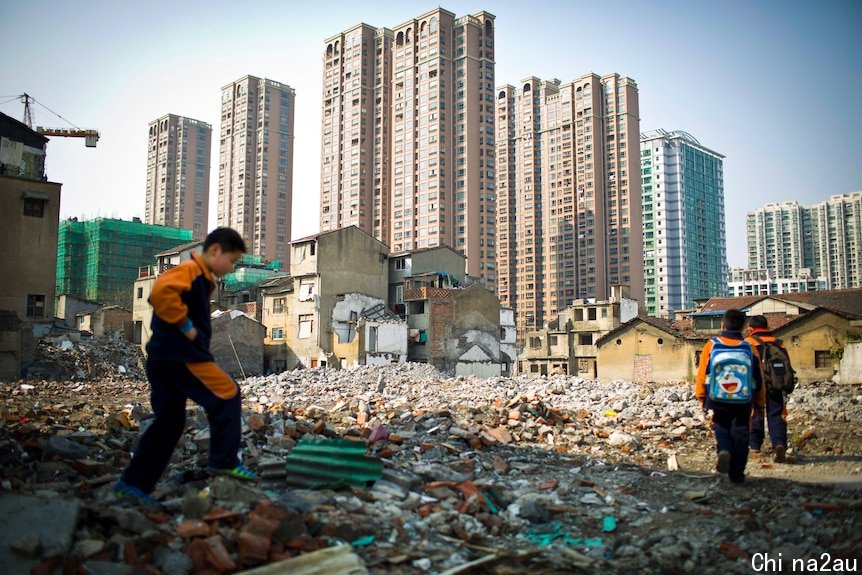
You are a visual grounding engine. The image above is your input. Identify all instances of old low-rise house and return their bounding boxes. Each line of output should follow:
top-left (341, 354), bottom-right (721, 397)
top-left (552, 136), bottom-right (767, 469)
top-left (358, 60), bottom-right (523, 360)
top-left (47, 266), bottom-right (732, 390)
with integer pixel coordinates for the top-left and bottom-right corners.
top-left (259, 275), bottom-right (293, 373)
top-left (1, 112), bottom-right (62, 336)
top-left (519, 285), bottom-right (639, 377)
top-left (650, 288), bottom-right (862, 384)
top-left (132, 240), bottom-right (203, 352)
top-left (596, 317), bottom-right (706, 383)
top-left (388, 247), bottom-right (467, 318)
top-left (771, 308), bottom-right (862, 383)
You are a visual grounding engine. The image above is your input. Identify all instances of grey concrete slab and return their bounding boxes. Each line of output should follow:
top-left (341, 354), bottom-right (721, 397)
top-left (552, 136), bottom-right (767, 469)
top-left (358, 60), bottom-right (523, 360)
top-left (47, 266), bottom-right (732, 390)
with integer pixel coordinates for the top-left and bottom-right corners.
top-left (0, 494), bottom-right (80, 575)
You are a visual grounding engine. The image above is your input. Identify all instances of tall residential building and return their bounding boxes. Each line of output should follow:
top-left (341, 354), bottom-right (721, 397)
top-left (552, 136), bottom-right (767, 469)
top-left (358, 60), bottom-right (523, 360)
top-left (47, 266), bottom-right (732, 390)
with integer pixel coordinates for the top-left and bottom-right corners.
top-left (747, 192), bottom-right (862, 289)
top-left (321, 8), bottom-right (497, 288)
top-left (640, 130), bottom-right (727, 318)
top-left (727, 267), bottom-right (827, 297)
top-left (746, 201), bottom-right (807, 279)
top-left (218, 75), bottom-right (295, 264)
top-left (496, 74), bottom-right (643, 337)
top-left (145, 114), bottom-right (212, 239)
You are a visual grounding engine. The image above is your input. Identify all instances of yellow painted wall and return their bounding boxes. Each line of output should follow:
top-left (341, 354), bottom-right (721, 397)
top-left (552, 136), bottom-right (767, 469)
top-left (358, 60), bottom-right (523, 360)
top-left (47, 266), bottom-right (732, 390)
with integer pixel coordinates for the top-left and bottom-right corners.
top-left (598, 323), bottom-right (700, 383)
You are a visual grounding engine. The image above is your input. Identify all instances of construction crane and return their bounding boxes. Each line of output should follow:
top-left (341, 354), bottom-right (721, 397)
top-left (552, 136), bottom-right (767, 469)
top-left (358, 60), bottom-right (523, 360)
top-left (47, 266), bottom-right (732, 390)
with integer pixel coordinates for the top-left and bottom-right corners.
top-left (20, 93), bottom-right (100, 148)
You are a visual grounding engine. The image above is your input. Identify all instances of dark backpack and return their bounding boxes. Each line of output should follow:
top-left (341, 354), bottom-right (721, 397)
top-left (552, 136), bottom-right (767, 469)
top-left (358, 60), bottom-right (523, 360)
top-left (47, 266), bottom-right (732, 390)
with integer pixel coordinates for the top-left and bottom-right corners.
top-left (751, 334), bottom-right (796, 394)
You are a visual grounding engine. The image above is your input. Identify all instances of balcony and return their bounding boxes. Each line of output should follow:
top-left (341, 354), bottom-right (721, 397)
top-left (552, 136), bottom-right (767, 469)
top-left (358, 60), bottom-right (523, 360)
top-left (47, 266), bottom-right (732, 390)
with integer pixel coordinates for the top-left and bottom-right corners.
top-left (403, 286), bottom-right (454, 301)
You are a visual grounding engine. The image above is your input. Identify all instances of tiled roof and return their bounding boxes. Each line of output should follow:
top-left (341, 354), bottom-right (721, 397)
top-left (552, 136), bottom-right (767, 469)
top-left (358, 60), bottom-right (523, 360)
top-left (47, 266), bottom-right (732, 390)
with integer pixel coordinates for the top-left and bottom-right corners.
top-left (596, 315), bottom-right (700, 346)
top-left (698, 295), bottom-right (766, 312)
top-left (771, 288), bottom-right (862, 316)
top-left (773, 306), bottom-right (862, 335)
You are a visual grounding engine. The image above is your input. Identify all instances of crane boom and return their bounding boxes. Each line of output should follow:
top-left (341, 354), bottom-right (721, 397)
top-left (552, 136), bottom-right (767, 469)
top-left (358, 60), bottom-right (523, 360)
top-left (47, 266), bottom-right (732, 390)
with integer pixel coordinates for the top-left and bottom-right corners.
top-left (35, 127), bottom-right (100, 147)
top-left (20, 93), bottom-right (100, 148)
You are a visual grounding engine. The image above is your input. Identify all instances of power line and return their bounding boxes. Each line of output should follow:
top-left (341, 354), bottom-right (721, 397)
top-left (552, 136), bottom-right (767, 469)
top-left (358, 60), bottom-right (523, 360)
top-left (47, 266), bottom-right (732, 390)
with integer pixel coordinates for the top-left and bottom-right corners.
top-left (30, 95), bottom-right (82, 130)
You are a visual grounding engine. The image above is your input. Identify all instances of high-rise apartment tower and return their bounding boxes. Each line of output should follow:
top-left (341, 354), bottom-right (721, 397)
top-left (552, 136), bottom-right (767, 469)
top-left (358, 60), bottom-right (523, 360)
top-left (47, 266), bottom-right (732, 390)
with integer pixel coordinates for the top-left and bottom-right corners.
top-left (145, 114), bottom-right (212, 239)
top-left (321, 8), bottom-right (497, 287)
top-left (496, 74), bottom-right (642, 337)
top-left (640, 129), bottom-right (727, 318)
top-left (218, 75), bottom-right (295, 264)
top-left (747, 192), bottom-right (862, 289)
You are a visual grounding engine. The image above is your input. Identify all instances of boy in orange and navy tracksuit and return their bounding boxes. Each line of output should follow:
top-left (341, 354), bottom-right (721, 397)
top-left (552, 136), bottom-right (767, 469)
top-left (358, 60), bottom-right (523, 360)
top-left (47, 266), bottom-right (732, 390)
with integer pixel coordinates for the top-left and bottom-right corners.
top-left (115, 228), bottom-right (256, 504)
top-left (695, 309), bottom-right (766, 484)
top-left (745, 314), bottom-right (791, 463)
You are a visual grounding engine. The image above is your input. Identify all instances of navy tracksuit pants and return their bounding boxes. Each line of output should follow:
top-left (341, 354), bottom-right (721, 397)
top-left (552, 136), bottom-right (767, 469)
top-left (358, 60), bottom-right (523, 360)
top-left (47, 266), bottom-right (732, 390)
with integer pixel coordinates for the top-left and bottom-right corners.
top-left (750, 389), bottom-right (788, 450)
top-left (121, 359), bottom-right (241, 493)
top-left (711, 402), bottom-right (752, 484)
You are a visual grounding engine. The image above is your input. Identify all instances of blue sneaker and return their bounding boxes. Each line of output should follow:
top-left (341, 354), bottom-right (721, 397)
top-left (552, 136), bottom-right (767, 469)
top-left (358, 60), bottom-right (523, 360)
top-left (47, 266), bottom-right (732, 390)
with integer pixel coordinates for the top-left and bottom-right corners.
top-left (208, 464), bottom-right (258, 481)
top-left (114, 479), bottom-right (157, 505)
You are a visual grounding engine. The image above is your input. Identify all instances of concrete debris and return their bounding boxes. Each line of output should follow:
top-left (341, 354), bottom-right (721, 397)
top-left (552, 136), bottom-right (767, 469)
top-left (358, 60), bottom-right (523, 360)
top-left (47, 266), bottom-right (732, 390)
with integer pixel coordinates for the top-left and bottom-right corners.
top-left (0, 362), bottom-right (859, 574)
top-left (26, 332), bottom-right (145, 381)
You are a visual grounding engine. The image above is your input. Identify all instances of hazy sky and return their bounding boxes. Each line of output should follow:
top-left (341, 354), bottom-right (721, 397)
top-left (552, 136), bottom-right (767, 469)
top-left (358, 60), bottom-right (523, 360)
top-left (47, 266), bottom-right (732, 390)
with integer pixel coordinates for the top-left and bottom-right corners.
top-left (1, 0), bottom-right (860, 266)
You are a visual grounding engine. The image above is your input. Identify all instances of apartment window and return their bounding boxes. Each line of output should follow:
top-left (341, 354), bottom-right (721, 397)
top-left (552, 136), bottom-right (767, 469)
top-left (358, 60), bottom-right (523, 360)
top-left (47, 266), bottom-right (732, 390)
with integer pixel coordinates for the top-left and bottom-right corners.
top-left (299, 281), bottom-right (315, 301)
top-left (23, 195), bottom-right (47, 218)
top-left (549, 335), bottom-right (558, 346)
top-left (298, 315), bottom-right (313, 339)
top-left (26, 294), bottom-right (45, 318)
top-left (271, 327), bottom-right (284, 340)
top-left (529, 337), bottom-right (541, 349)
top-left (395, 258), bottom-right (406, 270)
top-left (814, 350), bottom-right (831, 369)
top-left (579, 333), bottom-right (592, 345)
top-left (136, 287), bottom-right (144, 299)
top-left (273, 297), bottom-right (286, 314)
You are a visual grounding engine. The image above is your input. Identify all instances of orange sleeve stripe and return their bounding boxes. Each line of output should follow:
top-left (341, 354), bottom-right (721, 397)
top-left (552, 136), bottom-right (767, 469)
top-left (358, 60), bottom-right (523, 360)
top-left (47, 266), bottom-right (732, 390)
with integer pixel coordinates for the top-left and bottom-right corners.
top-left (150, 262), bottom-right (198, 325)
top-left (694, 339), bottom-right (714, 399)
top-left (186, 362), bottom-right (238, 399)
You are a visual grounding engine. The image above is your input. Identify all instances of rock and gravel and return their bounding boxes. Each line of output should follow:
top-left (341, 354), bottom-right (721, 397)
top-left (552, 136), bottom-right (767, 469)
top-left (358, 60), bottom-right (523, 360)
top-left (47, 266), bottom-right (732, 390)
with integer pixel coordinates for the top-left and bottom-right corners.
top-left (1, 349), bottom-right (860, 574)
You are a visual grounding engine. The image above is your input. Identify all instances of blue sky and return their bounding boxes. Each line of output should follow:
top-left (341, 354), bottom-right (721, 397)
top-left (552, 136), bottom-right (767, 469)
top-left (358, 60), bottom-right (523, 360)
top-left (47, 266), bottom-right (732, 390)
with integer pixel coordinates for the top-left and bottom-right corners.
top-left (1, 0), bottom-right (860, 266)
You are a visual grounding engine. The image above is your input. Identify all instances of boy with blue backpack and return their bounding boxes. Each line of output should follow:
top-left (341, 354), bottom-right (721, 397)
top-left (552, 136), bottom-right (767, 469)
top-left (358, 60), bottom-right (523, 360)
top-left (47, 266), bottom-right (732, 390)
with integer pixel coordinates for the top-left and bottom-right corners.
top-left (695, 309), bottom-right (766, 484)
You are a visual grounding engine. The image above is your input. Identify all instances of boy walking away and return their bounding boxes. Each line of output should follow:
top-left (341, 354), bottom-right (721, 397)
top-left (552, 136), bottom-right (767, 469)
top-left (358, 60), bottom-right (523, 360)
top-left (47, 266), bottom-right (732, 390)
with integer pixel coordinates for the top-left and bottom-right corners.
top-left (745, 315), bottom-right (796, 463)
top-left (114, 228), bottom-right (257, 504)
top-left (695, 309), bottom-right (765, 484)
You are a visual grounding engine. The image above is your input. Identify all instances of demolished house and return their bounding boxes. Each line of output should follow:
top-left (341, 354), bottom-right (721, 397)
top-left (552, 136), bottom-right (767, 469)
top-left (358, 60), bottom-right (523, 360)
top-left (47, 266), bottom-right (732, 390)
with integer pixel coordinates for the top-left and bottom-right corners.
top-left (286, 226), bottom-right (390, 369)
top-left (75, 305), bottom-right (132, 339)
top-left (210, 310), bottom-right (266, 378)
top-left (330, 293), bottom-right (407, 368)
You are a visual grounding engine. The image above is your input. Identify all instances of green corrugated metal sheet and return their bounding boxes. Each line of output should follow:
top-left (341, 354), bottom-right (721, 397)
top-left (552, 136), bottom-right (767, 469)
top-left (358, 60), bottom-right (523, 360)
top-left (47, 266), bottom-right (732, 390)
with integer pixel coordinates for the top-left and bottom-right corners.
top-left (283, 438), bottom-right (382, 489)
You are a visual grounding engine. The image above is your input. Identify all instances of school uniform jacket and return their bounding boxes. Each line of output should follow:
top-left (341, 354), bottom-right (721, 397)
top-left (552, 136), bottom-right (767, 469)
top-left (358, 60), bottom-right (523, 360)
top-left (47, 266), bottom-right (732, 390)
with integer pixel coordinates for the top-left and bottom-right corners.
top-left (146, 253), bottom-right (237, 399)
top-left (695, 331), bottom-right (766, 410)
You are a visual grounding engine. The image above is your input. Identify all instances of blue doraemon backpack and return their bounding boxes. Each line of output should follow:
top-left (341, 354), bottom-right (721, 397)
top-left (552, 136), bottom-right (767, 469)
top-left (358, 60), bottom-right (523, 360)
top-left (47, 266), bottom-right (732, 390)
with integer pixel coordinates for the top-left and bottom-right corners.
top-left (707, 338), bottom-right (754, 403)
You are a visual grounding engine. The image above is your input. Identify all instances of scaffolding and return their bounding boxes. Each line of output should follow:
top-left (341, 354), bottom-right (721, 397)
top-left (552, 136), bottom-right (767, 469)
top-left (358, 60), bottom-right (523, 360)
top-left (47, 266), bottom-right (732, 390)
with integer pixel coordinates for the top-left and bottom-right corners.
top-left (56, 218), bottom-right (193, 308)
top-left (221, 254), bottom-right (282, 293)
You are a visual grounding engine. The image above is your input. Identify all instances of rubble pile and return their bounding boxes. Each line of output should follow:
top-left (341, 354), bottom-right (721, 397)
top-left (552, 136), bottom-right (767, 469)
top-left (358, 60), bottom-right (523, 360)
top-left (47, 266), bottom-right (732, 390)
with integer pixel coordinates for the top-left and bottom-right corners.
top-left (0, 364), bottom-right (860, 574)
top-left (28, 333), bottom-right (146, 381)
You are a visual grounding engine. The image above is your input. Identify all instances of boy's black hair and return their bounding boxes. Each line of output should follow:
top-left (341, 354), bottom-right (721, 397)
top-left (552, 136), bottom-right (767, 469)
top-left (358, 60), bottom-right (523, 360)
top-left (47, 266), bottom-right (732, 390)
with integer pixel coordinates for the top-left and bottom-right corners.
top-left (748, 314), bottom-right (768, 329)
top-left (722, 308), bottom-right (746, 331)
top-left (204, 228), bottom-right (246, 253)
